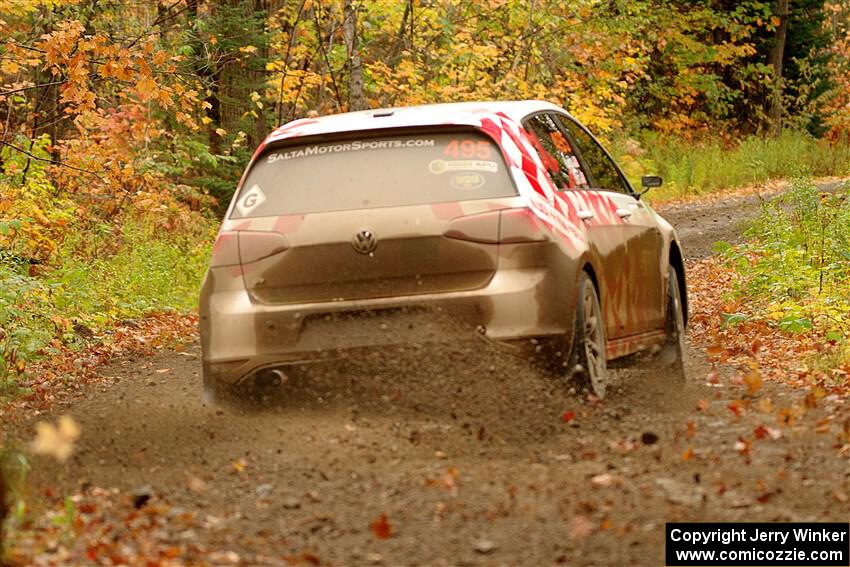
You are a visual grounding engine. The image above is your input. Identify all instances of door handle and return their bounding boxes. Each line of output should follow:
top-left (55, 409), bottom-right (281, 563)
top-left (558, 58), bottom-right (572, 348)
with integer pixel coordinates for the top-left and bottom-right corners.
top-left (616, 208), bottom-right (633, 219)
top-left (577, 210), bottom-right (595, 220)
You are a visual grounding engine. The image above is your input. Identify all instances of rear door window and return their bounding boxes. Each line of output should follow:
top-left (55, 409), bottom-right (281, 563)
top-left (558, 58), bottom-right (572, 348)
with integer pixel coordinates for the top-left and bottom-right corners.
top-left (555, 115), bottom-right (632, 194)
top-left (523, 113), bottom-right (590, 191)
top-left (230, 132), bottom-right (516, 218)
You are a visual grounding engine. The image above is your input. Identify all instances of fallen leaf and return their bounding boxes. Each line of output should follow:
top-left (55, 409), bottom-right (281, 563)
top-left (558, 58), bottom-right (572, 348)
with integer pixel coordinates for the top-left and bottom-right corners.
top-left (734, 437), bottom-right (751, 456)
top-left (569, 514), bottom-right (594, 539)
top-left (590, 473), bottom-right (618, 487)
top-left (743, 370), bottom-right (762, 395)
top-left (371, 513), bottom-right (392, 539)
top-left (186, 474), bottom-right (208, 493)
top-left (31, 415), bottom-right (81, 462)
top-left (727, 400), bottom-right (744, 417)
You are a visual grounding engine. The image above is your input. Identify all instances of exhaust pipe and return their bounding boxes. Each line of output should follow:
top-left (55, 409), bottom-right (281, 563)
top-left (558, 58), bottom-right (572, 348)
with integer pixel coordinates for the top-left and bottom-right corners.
top-left (255, 368), bottom-right (288, 389)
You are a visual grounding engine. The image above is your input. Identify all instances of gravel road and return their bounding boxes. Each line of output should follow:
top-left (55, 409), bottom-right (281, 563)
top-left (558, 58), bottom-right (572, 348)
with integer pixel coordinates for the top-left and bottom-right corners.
top-left (14, 187), bottom-right (850, 566)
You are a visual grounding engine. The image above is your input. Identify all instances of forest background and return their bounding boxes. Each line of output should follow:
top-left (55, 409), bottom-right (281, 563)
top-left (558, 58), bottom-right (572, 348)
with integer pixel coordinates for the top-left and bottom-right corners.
top-left (1, 0), bottom-right (850, 392)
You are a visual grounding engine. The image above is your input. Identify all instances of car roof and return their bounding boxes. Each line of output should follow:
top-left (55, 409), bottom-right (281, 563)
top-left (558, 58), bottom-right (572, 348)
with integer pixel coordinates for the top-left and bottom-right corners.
top-left (264, 100), bottom-right (564, 145)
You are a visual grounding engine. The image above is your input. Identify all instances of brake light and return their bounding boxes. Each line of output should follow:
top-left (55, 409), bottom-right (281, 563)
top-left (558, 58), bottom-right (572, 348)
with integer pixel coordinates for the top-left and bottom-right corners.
top-left (443, 210), bottom-right (500, 243)
top-left (238, 231), bottom-right (289, 264)
top-left (443, 208), bottom-right (547, 244)
top-left (209, 231), bottom-right (240, 267)
top-left (498, 208), bottom-right (547, 243)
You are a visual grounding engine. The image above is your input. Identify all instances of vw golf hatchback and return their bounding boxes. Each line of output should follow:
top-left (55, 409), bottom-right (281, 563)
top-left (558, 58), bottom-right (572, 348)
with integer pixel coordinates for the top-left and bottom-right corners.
top-left (200, 100), bottom-right (688, 400)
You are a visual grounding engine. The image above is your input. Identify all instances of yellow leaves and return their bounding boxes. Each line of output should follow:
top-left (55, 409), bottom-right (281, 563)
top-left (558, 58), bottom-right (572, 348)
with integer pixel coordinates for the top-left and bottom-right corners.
top-left (231, 458), bottom-right (247, 473)
top-left (239, 45), bottom-right (258, 55)
top-left (175, 111), bottom-right (197, 129)
top-left (152, 50), bottom-right (169, 66)
top-left (31, 415), bottom-right (81, 463)
top-left (135, 76), bottom-right (159, 102)
top-left (0, 58), bottom-right (20, 74)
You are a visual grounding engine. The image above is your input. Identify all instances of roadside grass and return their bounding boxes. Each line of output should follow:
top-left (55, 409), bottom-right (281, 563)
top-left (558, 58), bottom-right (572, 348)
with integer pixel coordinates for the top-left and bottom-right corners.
top-left (692, 178), bottom-right (850, 388)
top-left (0, 216), bottom-right (214, 397)
top-left (612, 131), bottom-right (850, 202)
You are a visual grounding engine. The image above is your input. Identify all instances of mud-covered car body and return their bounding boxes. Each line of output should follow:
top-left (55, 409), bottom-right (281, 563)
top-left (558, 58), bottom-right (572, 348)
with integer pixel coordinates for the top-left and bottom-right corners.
top-left (200, 100), bottom-right (687, 394)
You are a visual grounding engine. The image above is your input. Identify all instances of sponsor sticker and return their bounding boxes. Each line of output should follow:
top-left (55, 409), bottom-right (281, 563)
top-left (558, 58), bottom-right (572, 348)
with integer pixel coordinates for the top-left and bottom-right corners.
top-left (428, 159), bottom-right (499, 174)
top-left (236, 184), bottom-right (266, 216)
top-left (266, 139), bottom-right (436, 163)
top-left (450, 172), bottom-right (486, 190)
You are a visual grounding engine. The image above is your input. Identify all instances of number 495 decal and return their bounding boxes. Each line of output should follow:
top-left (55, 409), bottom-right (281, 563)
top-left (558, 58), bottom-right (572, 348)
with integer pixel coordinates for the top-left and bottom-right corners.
top-left (443, 139), bottom-right (492, 160)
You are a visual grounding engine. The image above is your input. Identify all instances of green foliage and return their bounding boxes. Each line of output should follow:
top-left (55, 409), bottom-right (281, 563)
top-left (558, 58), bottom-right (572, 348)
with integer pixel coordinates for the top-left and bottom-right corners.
top-left (720, 178), bottom-right (850, 352)
top-left (0, 215), bottom-right (214, 394)
top-left (611, 131), bottom-right (850, 200)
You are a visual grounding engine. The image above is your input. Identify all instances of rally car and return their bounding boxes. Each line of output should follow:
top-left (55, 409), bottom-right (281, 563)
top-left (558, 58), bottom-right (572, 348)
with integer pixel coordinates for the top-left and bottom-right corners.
top-left (200, 100), bottom-right (687, 400)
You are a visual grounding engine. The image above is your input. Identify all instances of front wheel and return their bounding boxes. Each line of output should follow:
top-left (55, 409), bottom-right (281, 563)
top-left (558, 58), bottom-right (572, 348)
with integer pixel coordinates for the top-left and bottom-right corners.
top-left (660, 265), bottom-right (687, 379)
top-left (567, 272), bottom-right (609, 399)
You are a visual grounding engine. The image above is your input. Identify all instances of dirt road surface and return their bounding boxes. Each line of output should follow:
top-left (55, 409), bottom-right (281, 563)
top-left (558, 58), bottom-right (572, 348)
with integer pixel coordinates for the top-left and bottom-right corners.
top-left (12, 186), bottom-right (850, 566)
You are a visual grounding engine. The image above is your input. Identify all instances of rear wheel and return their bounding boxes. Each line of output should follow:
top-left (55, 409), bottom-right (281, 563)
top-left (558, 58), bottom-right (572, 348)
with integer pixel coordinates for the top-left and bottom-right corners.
top-left (660, 265), bottom-right (687, 378)
top-left (567, 272), bottom-right (609, 398)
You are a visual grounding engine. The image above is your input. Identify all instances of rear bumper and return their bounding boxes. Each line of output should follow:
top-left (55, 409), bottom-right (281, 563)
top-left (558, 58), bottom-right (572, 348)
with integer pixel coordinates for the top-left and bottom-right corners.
top-left (200, 264), bottom-right (575, 386)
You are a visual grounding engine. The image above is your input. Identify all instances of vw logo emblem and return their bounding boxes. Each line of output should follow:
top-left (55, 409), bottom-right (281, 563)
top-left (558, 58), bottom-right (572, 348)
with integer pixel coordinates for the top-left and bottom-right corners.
top-left (351, 229), bottom-right (378, 255)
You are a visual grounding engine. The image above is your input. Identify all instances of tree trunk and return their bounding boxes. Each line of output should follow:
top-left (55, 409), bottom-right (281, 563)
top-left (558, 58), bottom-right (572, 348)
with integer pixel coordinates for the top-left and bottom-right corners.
top-left (343, 0), bottom-right (366, 111)
top-left (188, 0), bottom-right (222, 153)
top-left (767, 0), bottom-right (789, 137)
top-left (252, 0), bottom-right (269, 147)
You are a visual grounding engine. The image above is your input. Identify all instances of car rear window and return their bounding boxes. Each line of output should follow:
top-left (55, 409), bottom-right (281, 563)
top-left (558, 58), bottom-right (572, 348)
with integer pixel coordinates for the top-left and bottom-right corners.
top-left (229, 132), bottom-right (516, 218)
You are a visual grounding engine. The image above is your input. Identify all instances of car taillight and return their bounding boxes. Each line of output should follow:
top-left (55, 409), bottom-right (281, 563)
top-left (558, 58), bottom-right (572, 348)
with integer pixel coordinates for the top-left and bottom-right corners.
top-left (237, 231), bottom-right (289, 264)
top-left (498, 208), bottom-right (548, 243)
top-left (209, 231), bottom-right (240, 267)
top-left (209, 231), bottom-right (289, 267)
top-left (443, 210), bottom-right (500, 243)
top-left (443, 208), bottom-right (547, 244)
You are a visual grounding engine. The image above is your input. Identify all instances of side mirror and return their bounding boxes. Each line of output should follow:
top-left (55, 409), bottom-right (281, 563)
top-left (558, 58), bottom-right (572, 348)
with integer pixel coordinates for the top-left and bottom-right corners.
top-left (641, 175), bottom-right (663, 190)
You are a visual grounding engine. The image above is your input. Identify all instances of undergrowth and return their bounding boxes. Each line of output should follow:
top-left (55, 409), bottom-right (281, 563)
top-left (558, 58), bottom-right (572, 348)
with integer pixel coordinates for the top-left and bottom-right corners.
top-left (0, 143), bottom-right (216, 397)
top-left (613, 131), bottom-right (850, 201)
top-left (718, 178), bottom-right (850, 372)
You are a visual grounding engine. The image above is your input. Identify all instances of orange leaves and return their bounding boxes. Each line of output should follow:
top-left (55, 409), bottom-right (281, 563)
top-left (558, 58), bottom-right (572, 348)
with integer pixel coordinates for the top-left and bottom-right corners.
top-left (743, 369), bottom-right (763, 396)
top-left (687, 255), bottom-right (848, 399)
top-left (727, 400), bottom-right (744, 417)
top-left (134, 76), bottom-right (159, 102)
top-left (25, 15), bottom-right (201, 130)
top-left (753, 424), bottom-right (781, 440)
top-left (370, 513), bottom-right (392, 539)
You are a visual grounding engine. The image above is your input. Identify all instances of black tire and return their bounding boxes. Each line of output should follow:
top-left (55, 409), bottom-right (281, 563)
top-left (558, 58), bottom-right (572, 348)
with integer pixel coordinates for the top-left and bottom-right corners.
top-left (660, 265), bottom-right (687, 378)
top-left (567, 272), bottom-right (609, 398)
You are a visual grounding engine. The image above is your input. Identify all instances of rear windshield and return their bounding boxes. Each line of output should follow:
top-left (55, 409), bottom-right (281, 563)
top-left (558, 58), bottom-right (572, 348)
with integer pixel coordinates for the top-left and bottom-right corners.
top-left (230, 132), bottom-right (516, 218)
